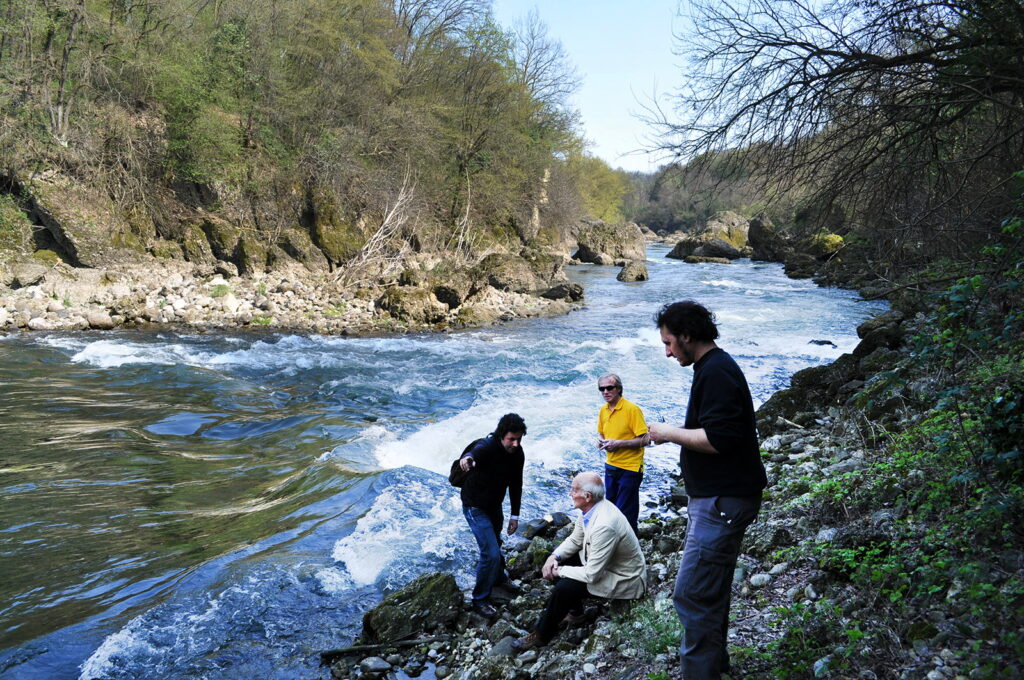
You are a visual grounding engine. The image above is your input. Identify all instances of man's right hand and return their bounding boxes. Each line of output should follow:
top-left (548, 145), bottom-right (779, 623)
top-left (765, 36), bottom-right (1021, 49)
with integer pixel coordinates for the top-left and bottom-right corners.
top-left (541, 554), bottom-right (559, 581)
top-left (459, 456), bottom-right (475, 472)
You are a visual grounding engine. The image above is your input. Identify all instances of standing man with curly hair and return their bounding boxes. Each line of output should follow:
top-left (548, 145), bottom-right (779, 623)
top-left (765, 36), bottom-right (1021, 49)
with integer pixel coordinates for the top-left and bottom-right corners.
top-left (648, 301), bottom-right (767, 680)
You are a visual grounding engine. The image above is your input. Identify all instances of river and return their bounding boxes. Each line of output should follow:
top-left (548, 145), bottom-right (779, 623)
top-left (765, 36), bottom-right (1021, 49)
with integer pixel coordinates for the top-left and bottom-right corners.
top-left (0, 244), bottom-right (886, 679)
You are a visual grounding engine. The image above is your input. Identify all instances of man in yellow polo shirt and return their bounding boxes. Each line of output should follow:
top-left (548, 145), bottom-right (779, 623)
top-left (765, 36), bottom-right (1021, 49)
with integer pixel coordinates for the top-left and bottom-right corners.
top-left (596, 373), bottom-right (649, 533)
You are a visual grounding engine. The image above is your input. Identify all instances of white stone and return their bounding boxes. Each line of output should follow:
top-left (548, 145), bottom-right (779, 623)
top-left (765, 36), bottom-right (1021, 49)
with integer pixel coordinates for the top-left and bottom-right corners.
top-left (221, 293), bottom-right (240, 314)
top-left (27, 317), bottom-right (55, 330)
top-left (86, 311), bottom-right (116, 330)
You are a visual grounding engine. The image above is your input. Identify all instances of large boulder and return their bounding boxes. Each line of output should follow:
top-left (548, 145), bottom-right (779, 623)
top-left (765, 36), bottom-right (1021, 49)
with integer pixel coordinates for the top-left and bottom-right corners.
top-left (698, 210), bottom-right (749, 249)
top-left (573, 220), bottom-right (645, 264)
top-left (306, 194), bottom-right (366, 265)
top-left (235, 234), bottom-right (268, 276)
top-left (198, 216), bottom-right (241, 263)
top-left (376, 286), bottom-right (448, 324)
top-left (541, 281), bottom-right (584, 301)
top-left (180, 222), bottom-right (215, 263)
top-left (278, 228), bottom-right (330, 272)
top-left (748, 213), bottom-right (789, 261)
top-left (854, 310), bottom-right (906, 357)
top-left (359, 572), bottom-right (463, 643)
top-left (477, 253), bottom-right (538, 293)
top-left (666, 236), bottom-right (703, 260)
top-left (617, 260), bottom-right (649, 282)
top-left (693, 237), bottom-right (742, 260)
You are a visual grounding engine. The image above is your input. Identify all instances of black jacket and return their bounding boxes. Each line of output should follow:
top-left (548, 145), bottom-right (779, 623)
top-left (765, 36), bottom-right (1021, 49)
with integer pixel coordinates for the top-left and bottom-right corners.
top-left (681, 347), bottom-right (767, 497)
top-left (460, 434), bottom-right (524, 517)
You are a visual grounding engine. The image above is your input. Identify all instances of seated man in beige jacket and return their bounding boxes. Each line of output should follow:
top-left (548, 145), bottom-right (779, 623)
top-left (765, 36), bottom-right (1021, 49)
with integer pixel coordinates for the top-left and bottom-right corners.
top-left (513, 472), bottom-right (647, 650)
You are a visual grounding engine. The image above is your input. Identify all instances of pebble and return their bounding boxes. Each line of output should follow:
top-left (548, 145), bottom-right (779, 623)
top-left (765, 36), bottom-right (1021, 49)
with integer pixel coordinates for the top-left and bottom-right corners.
top-left (749, 573), bottom-right (772, 587)
top-left (583, 662), bottom-right (597, 674)
top-left (358, 656), bottom-right (391, 673)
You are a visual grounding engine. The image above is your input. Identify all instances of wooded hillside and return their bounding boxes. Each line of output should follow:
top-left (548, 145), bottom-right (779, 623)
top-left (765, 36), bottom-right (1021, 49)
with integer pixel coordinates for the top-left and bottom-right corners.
top-left (0, 0), bottom-right (629, 273)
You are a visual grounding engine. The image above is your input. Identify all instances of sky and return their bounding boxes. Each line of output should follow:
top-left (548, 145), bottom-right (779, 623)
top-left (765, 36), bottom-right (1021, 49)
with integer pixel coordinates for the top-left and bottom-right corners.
top-left (491, 0), bottom-right (683, 174)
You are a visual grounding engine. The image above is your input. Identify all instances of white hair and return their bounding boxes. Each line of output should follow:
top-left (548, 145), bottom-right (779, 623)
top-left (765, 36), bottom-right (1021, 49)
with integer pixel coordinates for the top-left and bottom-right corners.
top-left (577, 472), bottom-right (605, 502)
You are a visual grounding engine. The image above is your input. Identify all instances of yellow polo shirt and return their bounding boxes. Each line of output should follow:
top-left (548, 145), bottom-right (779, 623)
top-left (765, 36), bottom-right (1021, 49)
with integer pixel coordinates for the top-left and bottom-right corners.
top-left (598, 396), bottom-right (648, 472)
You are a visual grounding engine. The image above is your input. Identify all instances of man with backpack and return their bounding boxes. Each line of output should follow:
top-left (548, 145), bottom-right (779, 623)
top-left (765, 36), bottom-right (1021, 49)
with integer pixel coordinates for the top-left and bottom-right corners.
top-left (457, 413), bottom-right (527, 617)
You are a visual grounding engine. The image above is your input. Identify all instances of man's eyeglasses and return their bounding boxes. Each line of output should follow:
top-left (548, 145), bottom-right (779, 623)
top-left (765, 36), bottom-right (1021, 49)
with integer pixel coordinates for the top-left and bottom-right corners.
top-left (598, 385), bottom-right (619, 392)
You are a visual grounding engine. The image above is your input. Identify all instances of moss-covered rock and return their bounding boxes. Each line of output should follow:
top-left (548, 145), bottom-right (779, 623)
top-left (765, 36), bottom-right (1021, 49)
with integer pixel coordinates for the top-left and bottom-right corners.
top-left (150, 239), bottom-right (184, 260)
top-left (198, 216), bottom-right (241, 262)
top-left (278, 228), bottom-right (329, 272)
top-left (25, 172), bottom-right (141, 267)
top-left (805, 232), bottom-right (845, 259)
top-left (30, 250), bottom-right (61, 266)
top-left (359, 572), bottom-right (463, 644)
top-left (684, 255), bottom-right (732, 265)
top-left (306, 194), bottom-right (366, 264)
top-left (180, 222), bottom-right (214, 262)
top-left (477, 253), bottom-right (539, 293)
top-left (377, 286), bottom-right (448, 324)
top-left (699, 210), bottom-right (749, 248)
top-left (0, 194), bottom-right (33, 256)
top-left (235, 234), bottom-right (268, 276)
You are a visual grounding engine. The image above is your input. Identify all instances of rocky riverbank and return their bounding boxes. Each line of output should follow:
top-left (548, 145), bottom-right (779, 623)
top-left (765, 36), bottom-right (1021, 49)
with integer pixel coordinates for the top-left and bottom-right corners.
top-left (322, 301), bottom-right (1015, 680)
top-left (0, 218), bottom-right (654, 336)
top-left (0, 256), bottom-right (584, 335)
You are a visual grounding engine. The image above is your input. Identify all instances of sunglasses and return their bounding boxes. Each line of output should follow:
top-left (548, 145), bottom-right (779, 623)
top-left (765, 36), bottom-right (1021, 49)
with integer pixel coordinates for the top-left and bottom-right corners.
top-left (598, 385), bottom-right (619, 392)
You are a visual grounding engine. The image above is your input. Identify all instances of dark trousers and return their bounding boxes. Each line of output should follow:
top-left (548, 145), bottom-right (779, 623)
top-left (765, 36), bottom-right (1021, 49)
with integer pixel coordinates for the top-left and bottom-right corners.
top-left (463, 506), bottom-right (507, 603)
top-left (534, 576), bottom-right (590, 643)
top-left (673, 495), bottom-right (761, 680)
top-left (605, 463), bottom-right (642, 533)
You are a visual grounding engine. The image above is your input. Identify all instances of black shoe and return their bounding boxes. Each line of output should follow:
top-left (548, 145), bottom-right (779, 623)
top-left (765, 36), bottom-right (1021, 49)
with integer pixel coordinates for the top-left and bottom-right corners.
top-left (471, 601), bottom-right (497, 617)
top-left (495, 580), bottom-right (522, 596)
top-left (561, 609), bottom-right (587, 627)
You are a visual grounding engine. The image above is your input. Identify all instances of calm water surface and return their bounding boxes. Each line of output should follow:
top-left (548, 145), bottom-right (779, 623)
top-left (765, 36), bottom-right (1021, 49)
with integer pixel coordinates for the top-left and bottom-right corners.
top-left (0, 245), bottom-right (886, 679)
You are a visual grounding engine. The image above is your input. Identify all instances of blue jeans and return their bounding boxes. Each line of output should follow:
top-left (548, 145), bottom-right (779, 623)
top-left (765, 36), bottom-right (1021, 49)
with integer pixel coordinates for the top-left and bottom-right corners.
top-left (605, 463), bottom-right (643, 533)
top-left (463, 506), bottom-right (507, 603)
top-left (673, 495), bottom-right (761, 680)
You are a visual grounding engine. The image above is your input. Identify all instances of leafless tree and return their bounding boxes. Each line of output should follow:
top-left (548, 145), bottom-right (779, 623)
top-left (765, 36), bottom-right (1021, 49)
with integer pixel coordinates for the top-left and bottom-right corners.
top-left (652, 0), bottom-right (1024, 260)
top-left (509, 8), bottom-right (579, 111)
top-left (336, 167), bottom-right (417, 286)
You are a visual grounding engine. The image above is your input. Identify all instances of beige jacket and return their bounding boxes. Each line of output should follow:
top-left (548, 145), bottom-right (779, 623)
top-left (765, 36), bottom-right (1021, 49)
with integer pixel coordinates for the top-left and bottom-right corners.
top-left (554, 499), bottom-right (647, 600)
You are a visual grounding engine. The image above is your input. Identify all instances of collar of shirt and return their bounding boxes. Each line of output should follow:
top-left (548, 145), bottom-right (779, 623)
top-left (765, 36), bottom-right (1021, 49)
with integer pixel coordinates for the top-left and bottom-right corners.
top-left (581, 503), bottom-right (597, 527)
top-left (602, 399), bottom-right (624, 414)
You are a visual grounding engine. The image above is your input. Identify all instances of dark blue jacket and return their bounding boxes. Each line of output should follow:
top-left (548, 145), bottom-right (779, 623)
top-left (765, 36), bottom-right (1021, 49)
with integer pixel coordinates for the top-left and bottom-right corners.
top-left (460, 434), bottom-right (524, 517)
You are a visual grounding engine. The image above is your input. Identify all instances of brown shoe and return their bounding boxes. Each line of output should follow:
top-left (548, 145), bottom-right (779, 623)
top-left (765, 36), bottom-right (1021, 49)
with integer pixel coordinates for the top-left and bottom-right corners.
top-left (511, 631), bottom-right (543, 652)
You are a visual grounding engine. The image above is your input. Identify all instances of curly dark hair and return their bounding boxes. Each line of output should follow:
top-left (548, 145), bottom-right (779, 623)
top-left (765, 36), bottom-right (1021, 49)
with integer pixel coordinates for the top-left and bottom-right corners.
top-left (655, 301), bottom-right (720, 342)
top-left (495, 413), bottom-right (527, 439)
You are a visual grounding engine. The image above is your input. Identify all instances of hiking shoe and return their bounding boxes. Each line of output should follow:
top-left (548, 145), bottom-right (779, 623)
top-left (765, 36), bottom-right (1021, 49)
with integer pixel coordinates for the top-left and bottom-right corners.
top-left (471, 601), bottom-right (497, 618)
top-left (511, 631), bottom-right (543, 652)
top-left (561, 609), bottom-right (588, 627)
